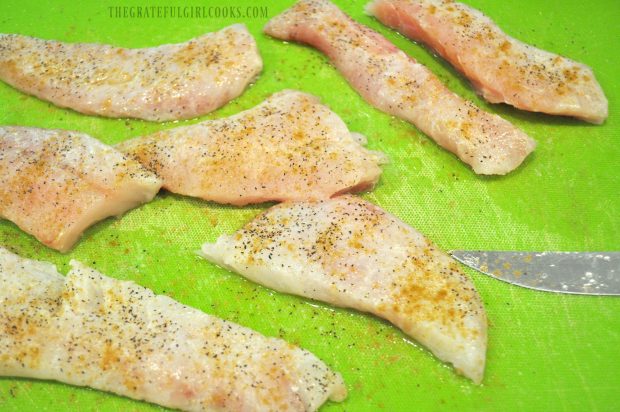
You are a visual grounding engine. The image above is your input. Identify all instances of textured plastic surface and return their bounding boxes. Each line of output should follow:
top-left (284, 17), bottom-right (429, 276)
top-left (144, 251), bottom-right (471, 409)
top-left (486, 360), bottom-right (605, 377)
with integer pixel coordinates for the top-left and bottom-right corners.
top-left (0, 0), bottom-right (618, 411)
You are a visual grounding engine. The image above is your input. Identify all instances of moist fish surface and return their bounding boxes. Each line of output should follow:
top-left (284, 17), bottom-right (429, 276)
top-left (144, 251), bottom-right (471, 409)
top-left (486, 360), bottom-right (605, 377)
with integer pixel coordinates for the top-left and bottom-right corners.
top-left (0, 24), bottom-right (262, 121)
top-left (264, 0), bottom-right (535, 175)
top-left (0, 126), bottom-right (162, 252)
top-left (366, 0), bottom-right (608, 123)
top-left (200, 195), bottom-right (487, 383)
top-left (117, 90), bottom-right (387, 206)
top-left (0, 247), bottom-right (346, 412)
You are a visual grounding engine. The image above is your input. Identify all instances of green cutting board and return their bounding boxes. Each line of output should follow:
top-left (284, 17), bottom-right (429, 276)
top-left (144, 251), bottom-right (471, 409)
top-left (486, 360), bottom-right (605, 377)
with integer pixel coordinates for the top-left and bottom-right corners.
top-left (1, 0), bottom-right (618, 410)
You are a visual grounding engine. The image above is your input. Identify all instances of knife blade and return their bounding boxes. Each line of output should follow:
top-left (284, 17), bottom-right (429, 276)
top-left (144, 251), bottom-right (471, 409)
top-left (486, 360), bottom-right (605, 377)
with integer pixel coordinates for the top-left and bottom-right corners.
top-left (450, 251), bottom-right (620, 295)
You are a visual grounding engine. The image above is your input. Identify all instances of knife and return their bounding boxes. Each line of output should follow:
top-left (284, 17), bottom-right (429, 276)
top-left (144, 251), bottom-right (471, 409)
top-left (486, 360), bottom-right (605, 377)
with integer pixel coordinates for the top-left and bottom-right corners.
top-left (450, 251), bottom-right (620, 296)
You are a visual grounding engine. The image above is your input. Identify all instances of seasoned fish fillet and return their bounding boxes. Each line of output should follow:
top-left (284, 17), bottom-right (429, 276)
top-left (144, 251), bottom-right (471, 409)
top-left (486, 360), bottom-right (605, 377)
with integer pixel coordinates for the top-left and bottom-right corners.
top-left (0, 24), bottom-right (262, 121)
top-left (0, 126), bottom-right (162, 252)
top-left (117, 90), bottom-right (387, 206)
top-left (0, 247), bottom-right (346, 412)
top-left (265, 0), bottom-right (535, 175)
top-left (200, 195), bottom-right (487, 383)
top-left (367, 0), bottom-right (608, 123)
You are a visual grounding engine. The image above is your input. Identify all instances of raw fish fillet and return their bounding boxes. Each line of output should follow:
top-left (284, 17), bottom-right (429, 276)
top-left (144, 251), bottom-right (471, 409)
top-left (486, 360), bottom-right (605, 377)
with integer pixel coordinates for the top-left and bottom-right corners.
top-left (367, 0), bottom-right (608, 123)
top-left (265, 0), bottom-right (535, 175)
top-left (0, 247), bottom-right (346, 411)
top-left (0, 126), bottom-right (162, 252)
top-left (0, 24), bottom-right (262, 121)
top-left (118, 90), bottom-right (387, 205)
top-left (200, 195), bottom-right (487, 383)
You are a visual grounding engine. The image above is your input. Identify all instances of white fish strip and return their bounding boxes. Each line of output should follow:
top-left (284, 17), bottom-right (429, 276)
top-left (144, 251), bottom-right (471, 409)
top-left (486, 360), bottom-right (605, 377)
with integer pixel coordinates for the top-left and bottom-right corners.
top-left (264, 0), bottom-right (535, 175)
top-left (118, 90), bottom-right (387, 206)
top-left (200, 195), bottom-right (487, 383)
top-left (367, 0), bottom-right (608, 123)
top-left (0, 126), bottom-right (162, 252)
top-left (0, 24), bottom-right (262, 121)
top-left (0, 247), bottom-right (346, 411)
